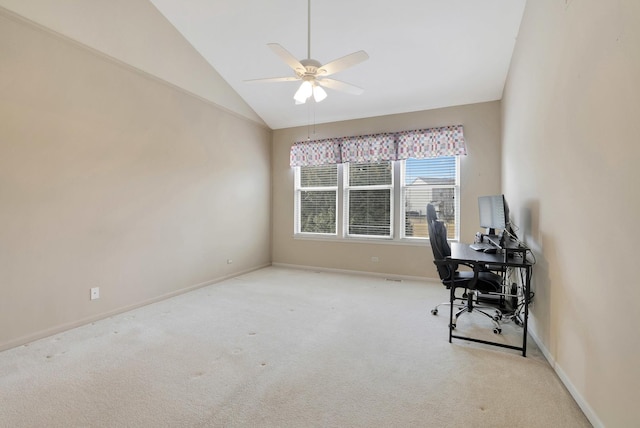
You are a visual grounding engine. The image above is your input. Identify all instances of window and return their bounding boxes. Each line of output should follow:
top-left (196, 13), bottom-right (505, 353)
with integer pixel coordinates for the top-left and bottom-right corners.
top-left (401, 156), bottom-right (459, 240)
top-left (295, 164), bottom-right (338, 235)
top-left (344, 162), bottom-right (393, 238)
top-left (295, 157), bottom-right (459, 241)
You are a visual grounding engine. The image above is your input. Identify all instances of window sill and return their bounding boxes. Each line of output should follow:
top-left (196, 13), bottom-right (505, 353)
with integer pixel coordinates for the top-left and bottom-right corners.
top-left (292, 234), bottom-right (459, 246)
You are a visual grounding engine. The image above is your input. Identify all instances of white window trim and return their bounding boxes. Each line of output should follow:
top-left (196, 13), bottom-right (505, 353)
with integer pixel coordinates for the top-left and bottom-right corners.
top-left (293, 166), bottom-right (338, 237)
top-left (398, 156), bottom-right (461, 241)
top-left (293, 157), bottom-right (461, 244)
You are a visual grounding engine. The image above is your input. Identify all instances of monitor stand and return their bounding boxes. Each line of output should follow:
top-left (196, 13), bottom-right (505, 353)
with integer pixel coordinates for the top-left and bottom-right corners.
top-left (485, 231), bottom-right (503, 249)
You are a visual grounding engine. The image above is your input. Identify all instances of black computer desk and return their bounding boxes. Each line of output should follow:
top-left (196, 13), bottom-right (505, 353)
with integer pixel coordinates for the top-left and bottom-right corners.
top-left (448, 242), bottom-right (533, 356)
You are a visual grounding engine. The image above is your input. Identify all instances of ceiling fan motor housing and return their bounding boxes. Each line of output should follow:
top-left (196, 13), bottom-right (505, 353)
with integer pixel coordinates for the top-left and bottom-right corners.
top-left (298, 58), bottom-right (323, 78)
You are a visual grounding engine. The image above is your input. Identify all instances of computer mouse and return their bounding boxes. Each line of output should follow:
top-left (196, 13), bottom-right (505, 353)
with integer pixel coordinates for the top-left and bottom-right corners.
top-left (483, 247), bottom-right (497, 254)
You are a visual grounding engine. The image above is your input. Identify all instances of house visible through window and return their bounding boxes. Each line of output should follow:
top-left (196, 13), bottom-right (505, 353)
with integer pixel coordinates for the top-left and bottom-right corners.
top-left (401, 156), bottom-right (459, 240)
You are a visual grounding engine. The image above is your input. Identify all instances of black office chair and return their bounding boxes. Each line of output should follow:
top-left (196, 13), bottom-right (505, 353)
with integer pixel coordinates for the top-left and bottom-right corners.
top-left (427, 204), bottom-right (505, 334)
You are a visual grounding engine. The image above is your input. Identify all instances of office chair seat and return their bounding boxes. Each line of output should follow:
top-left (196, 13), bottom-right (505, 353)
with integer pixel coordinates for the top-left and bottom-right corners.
top-left (444, 269), bottom-right (503, 291)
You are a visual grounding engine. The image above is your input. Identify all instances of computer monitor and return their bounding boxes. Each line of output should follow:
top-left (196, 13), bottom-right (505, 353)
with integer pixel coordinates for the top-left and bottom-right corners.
top-left (478, 194), bottom-right (509, 236)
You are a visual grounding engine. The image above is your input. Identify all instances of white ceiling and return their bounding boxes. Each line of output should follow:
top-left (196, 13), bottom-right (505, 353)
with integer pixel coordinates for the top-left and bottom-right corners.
top-left (149, 0), bottom-right (526, 130)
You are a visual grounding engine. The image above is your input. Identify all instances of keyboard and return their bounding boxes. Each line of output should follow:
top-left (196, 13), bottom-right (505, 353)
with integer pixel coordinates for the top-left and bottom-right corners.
top-left (469, 242), bottom-right (495, 251)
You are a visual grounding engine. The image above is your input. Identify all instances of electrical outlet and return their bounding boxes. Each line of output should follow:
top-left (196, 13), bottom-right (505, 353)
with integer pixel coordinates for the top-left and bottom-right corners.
top-left (227, 259), bottom-right (233, 264)
top-left (90, 287), bottom-right (100, 300)
top-left (371, 256), bottom-right (379, 263)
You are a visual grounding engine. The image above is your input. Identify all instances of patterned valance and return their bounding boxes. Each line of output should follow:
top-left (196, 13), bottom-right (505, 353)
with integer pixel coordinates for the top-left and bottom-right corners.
top-left (290, 125), bottom-right (466, 167)
top-left (290, 139), bottom-right (342, 167)
top-left (396, 125), bottom-right (467, 159)
top-left (340, 133), bottom-right (396, 164)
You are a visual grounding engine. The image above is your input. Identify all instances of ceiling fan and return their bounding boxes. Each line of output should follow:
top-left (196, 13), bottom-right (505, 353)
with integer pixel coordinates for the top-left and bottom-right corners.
top-left (245, 0), bottom-right (369, 104)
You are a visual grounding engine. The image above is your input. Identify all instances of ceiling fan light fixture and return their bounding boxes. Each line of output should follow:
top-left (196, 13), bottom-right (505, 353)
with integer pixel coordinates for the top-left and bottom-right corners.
top-left (294, 80), bottom-right (313, 104)
top-left (312, 84), bottom-right (327, 102)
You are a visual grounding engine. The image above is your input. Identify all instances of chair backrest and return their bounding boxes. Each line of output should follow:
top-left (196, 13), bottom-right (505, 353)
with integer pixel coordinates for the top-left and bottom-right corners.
top-left (427, 204), bottom-right (454, 281)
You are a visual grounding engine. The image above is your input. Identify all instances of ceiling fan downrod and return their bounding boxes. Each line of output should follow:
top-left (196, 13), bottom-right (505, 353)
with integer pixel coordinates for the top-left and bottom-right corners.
top-left (307, 0), bottom-right (311, 60)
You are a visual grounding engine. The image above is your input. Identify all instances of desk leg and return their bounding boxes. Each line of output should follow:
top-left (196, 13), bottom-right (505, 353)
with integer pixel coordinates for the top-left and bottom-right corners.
top-left (522, 266), bottom-right (531, 357)
top-left (448, 282), bottom-right (455, 343)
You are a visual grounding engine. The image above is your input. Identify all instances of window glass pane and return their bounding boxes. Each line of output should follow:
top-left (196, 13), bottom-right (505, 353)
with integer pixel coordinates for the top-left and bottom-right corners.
top-left (404, 157), bottom-right (455, 185)
top-left (300, 190), bottom-right (336, 233)
top-left (346, 161), bottom-right (393, 237)
top-left (348, 189), bottom-right (391, 236)
top-left (301, 165), bottom-right (337, 187)
top-left (349, 162), bottom-right (392, 186)
top-left (403, 157), bottom-right (457, 239)
top-left (297, 165), bottom-right (338, 235)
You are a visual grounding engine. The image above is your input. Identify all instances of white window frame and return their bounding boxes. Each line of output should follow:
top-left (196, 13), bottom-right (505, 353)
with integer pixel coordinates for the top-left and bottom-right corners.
top-left (294, 157), bottom-right (460, 243)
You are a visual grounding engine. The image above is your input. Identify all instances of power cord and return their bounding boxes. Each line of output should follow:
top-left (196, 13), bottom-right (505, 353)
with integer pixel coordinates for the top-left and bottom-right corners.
top-left (505, 221), bottom-right (537, 265)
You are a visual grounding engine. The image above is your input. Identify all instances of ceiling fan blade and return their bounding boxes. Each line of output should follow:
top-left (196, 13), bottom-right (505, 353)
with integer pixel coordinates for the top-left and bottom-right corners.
top-left (317, 51), bottom-right (369, 76)
top-left (267, 43), bottom-right (305, 74)
top-left (244, 76), bottom-right (301, 83)
top-left (317, 78), bottom-right (364, 95)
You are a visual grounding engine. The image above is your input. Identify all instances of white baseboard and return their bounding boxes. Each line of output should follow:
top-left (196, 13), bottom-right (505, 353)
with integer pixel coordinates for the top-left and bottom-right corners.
top-left (0, 263), bottom-right (271, 353)
top-left (271, 262), bottom-right (439, 283)
top-left (528, 327), bottom-right (603, 428)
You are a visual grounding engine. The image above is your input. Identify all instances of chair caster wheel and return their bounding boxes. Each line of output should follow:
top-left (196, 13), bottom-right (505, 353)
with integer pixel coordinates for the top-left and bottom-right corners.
top-left (449, 324), bottom-right (456, 330)
top-left (513, 317), bottom-right (521, 326)
top-left (431, 309), bottom-right (438, 315)
top-left (493, 328), bottom-right (502, 334)
top-left (493, 315), bottom-right (501, 321)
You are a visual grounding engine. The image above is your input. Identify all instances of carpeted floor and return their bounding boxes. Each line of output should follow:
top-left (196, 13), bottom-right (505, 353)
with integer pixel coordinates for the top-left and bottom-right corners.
top-left (0, 266), bottom-right (591, 427)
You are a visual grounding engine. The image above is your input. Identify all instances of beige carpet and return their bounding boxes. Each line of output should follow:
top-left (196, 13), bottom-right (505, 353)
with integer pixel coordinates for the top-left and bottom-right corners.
top-left (0, 266), bottom-right (590, 427)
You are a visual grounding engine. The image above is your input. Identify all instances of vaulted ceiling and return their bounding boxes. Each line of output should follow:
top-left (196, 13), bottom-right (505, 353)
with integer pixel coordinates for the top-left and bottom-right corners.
top-left (149, 0), bottom-right (526, 129)
top-left (1, 0), bottom-right (526, 130)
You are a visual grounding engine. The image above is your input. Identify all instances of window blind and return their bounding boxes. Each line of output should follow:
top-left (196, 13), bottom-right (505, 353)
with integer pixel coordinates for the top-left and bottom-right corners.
top-left (344, 162), bottom-right (393, 237)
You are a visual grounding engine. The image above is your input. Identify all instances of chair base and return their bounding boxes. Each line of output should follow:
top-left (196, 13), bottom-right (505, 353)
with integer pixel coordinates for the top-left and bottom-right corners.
top-left (451, 305), bottom-right (503, 334)
top-left (430, 291), bottom-right (511, 335)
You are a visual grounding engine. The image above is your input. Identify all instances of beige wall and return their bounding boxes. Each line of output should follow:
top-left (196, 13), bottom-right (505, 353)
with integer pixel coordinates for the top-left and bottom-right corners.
top-left (272, 102), bottom-right (502, 278)
top-left (502, 0), bottom-right (640, 426)
top-left (0, 11), bottom-right (271, 350)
